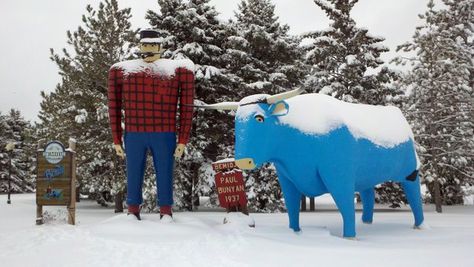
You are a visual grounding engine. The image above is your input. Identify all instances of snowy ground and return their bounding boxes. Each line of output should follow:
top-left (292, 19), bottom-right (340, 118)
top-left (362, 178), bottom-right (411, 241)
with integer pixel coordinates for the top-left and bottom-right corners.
top-left (1, 194), bottom-right (473, 267)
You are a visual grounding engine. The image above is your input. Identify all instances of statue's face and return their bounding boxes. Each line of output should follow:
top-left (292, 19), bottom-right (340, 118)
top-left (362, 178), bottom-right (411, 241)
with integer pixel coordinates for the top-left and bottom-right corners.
top-left (139, 43), bottom-right (160, 62)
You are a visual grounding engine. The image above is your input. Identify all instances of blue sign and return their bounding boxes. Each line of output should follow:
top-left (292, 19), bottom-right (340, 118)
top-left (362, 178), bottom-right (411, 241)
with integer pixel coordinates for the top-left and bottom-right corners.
top-left (43, 165), bottom-right (65, 181)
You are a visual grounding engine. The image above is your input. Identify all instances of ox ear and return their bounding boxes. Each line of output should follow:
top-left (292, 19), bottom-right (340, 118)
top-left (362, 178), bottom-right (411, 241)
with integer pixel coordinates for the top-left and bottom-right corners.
top-left (269, 100), bottom-right (289, 117)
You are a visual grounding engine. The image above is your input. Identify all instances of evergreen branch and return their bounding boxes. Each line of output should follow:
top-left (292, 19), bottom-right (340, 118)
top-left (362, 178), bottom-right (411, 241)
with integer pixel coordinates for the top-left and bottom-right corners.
top-left (437, 163), bottom-right (474, 179)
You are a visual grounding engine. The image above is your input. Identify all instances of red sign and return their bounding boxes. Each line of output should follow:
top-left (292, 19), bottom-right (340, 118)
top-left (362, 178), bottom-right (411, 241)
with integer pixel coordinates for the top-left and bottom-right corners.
top-left (212, 160), bottom-right (247, 209)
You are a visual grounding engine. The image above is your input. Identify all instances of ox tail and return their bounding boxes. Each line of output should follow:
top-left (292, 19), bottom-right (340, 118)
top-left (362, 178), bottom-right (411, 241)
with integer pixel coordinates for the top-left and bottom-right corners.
top-left (406, 170), bottom-right (419, 182)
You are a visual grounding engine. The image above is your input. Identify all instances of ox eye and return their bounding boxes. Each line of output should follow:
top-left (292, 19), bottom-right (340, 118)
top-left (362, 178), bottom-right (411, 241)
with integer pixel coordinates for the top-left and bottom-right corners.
top-left (255, 115), bottom-right (264, 123)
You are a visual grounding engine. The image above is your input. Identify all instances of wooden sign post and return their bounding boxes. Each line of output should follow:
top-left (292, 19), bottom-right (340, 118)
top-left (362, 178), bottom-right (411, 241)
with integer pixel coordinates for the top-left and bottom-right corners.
top-left (212, 159), bottom-right (249, 215)
top-left (36, 139), bottom-right (77, 225)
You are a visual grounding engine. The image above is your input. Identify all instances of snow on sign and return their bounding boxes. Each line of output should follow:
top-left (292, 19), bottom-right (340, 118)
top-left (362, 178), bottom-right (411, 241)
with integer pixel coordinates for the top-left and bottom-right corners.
top-left (36, 140), bottom-right (77, 225)
top-left (212, 159), bottom-right (247, 210)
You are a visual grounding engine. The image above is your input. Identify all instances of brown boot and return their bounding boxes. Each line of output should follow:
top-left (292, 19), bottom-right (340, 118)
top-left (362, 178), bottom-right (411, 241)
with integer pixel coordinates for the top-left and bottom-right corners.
top-left (160, 206), bottom-right (172, 219)
top-left (127, 205), bottom-right (141, 220)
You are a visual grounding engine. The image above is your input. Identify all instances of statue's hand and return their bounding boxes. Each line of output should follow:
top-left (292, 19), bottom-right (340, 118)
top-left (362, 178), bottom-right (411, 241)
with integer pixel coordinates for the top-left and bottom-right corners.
top-left (174, 143), bottom-right (186, 159)
top-left (114, 144), bottom-right (125, 159)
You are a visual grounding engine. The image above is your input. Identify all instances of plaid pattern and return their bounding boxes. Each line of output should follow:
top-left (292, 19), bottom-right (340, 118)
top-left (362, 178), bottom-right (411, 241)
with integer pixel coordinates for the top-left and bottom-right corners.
top-left (108, 65), bottom-right (194, 145)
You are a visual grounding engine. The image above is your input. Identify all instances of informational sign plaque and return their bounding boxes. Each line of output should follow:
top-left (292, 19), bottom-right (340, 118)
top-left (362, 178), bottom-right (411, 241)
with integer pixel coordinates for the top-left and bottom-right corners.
top-left (212, 159), bottom-right (247, 209)
top-left (36, 140), bottom-right (77, 225)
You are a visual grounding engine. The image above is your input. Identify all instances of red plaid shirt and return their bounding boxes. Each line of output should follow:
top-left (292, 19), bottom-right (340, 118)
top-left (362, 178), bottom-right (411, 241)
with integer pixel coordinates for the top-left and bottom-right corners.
top-left (108, 59), bottom-right (195, 145)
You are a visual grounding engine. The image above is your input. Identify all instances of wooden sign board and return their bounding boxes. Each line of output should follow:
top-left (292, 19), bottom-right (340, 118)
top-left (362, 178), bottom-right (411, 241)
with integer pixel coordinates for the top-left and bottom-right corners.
top-left (212, 160), bottom-right (248, 210)
top-left (36, 152), bottom-right (73, 206)
top-left (36, 140), bottom-right (76, 225)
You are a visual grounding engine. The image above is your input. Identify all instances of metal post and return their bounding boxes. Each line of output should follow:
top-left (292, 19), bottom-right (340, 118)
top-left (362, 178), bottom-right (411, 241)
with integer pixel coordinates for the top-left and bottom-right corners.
top-left (7, 152), bottom-right (11, 204)
top-left (5, 143), bottom-right (14, 204)
top-left (309, 197), bottom-right (315, 211)
top-left (301, 195), bottom-right (306, 211)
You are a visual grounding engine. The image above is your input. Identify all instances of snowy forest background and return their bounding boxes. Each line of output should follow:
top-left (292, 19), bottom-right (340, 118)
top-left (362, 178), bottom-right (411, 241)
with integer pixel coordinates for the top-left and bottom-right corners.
top-left (0, 0), bottom-right (472, 212)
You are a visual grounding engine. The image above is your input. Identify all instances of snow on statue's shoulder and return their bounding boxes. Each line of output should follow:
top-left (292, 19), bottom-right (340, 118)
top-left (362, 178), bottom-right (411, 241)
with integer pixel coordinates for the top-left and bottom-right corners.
top-left (279, 94), bottom-right (414, 148)
top-left (112, 58), bottom-right (195, 77)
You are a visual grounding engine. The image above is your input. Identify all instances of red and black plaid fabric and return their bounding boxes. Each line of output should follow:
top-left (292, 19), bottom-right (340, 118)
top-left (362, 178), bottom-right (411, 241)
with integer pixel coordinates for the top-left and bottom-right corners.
top-left (108, 65), bottom-right (194, 145)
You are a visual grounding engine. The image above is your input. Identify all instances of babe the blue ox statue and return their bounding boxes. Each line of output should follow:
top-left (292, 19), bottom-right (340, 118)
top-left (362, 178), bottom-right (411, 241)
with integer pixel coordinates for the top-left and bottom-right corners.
top-left (201, 89), bottom-right (424, 238)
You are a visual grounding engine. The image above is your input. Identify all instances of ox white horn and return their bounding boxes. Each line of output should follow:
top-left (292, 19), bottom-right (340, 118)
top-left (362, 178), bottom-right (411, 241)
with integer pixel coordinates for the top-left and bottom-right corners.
top-left (195, 101), bottom-right (239, 111)
top-left (266, 88), bottom-right (305, 104)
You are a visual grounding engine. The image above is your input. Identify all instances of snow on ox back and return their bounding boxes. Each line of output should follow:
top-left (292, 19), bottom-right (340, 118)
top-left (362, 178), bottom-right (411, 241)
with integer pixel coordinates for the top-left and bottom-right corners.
top-left (278, 94), bottom-right (413, 149)
top-left (235, 93), bottom-right (419, 168)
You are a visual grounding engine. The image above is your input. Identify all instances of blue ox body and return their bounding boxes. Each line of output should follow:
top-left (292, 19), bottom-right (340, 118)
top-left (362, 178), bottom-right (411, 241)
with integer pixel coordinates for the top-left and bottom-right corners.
top-left (232, 93), bottom-right (424, 238)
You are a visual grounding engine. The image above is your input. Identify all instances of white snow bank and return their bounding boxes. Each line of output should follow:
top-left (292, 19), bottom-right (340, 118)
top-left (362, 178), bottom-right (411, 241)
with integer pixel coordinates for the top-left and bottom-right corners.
top-left (1, 194), bottom-right (474, 267)
top-left (112, 58), bottom-right (195, 77)
top-left (237, 93), bottom-right (414, 149)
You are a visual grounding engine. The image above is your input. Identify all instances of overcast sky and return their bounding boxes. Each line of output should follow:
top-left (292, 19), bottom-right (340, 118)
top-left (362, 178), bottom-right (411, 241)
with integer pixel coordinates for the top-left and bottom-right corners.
top-left (0, 0), bottom-right (431, 122)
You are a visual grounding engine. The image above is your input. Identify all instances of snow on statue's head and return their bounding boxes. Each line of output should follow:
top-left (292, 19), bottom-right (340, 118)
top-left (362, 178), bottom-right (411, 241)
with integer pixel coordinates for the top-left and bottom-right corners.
top-left (138, 29), bottom-right (163, 62)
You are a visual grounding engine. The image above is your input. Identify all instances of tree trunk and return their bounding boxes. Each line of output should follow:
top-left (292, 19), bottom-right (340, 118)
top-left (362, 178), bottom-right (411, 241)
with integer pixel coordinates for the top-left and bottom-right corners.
top-left (192, 162), bottom-right (200, 210)
top-left (76, 183), bottom-right (81, 202)
top-left (433, 179), bottom-right (442, 213)
top-left (114, 191), bottom-right (124, 213)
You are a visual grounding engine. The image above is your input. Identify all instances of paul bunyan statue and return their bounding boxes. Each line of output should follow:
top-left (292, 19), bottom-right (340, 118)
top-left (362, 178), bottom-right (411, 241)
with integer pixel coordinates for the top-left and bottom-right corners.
top-left (108, 29), bottom-right (195, 221)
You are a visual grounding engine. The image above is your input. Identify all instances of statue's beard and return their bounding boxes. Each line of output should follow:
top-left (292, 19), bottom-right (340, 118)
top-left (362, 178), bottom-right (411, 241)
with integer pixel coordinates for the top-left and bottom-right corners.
top-left (137, 52), bottom-right (159, 59)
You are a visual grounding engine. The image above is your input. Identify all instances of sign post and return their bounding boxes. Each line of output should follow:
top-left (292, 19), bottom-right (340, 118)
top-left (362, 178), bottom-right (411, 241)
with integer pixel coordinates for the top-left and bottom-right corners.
top-left (36, 139), bottom-right (77, 225)
top-left (5, 143), bottom-right (15, 204)
top-left (212, 158), bottom-right (254, 227)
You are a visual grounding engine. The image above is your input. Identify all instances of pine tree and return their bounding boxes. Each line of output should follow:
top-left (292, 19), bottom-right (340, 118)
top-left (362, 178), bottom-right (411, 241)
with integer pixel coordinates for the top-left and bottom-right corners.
top-left (225, 0), bottom-right (305, 96)
top-left (303, 0), bottom-right (399, 104)
top-left (0, 109), bottom-right (35, 193)
top-left (146, 0), bottom-right (239, 211)
top-left (37, 0), bottom-right (136, 208)
top-left (303, 0), bottom-right (408, 207)
top-left (220, 0), bottom-right (305, 212)
top-left (394, 0), bottom-right (474, 205)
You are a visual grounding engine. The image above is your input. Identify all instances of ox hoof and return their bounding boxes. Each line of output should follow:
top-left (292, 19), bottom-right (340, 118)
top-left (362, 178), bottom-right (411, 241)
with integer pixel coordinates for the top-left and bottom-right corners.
top-left (344, 237), bottom-right (358, 241)
top-left (291, 227), bottom-right (301, 232)
top-left (413, 223), bottom-right (429, 230)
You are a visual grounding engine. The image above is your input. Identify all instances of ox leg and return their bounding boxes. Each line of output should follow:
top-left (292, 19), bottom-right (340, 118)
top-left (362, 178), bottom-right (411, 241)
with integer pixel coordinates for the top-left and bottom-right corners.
top-left (402, 178), bottom-right (424, 227)
top-left (360, 188), bottom-right (375, 224)
top-left (331, 192), bottom-right (356, 238)
top-left (322, 174), bottom-right (356, 238)
top-left (278, 175), bottom-right (302, 232)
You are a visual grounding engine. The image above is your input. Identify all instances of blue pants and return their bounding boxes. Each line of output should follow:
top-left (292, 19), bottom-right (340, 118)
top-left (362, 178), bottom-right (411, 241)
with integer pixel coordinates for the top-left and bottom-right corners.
top-left (124, 132), bottom-right (176, 207)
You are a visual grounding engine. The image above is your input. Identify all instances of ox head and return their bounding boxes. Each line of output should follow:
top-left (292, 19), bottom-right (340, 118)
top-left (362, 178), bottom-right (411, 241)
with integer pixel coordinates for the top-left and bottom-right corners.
top-left (199, 88), bottom-right (304, 170)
